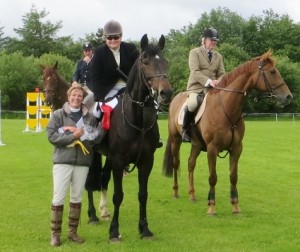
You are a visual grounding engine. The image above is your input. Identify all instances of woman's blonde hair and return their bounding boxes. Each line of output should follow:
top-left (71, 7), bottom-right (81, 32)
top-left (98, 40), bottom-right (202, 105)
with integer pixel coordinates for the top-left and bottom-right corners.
top-left (67, 83), bottom-right (88, 98)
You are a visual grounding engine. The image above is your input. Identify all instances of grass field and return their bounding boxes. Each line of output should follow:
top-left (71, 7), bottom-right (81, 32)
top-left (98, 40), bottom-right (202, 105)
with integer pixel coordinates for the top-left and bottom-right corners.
top-left (0, 119), bottom-right (299, 252)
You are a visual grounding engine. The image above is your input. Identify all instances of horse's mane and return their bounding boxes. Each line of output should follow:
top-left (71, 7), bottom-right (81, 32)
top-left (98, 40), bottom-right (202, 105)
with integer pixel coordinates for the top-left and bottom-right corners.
top-left (214, 50), bottom-right (275, 91)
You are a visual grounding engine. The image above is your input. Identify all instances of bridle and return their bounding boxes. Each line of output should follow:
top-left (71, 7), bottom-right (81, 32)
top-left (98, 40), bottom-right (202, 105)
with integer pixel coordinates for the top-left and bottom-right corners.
top-left (127, 52), bottom-right (168, 107)
top-left (42, 73), bottom-right (58, 105)
top-left (253, 61), bottom-right (287, 101)
top-left (212, 60), bottom-right (286, 158)
top-left (214, 60), bottom-right (287, 98)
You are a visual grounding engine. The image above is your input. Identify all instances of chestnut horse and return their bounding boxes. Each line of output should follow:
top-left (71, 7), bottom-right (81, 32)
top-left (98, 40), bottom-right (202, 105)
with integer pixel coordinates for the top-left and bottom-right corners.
top-left (163, 50), bottom-right (292, 215)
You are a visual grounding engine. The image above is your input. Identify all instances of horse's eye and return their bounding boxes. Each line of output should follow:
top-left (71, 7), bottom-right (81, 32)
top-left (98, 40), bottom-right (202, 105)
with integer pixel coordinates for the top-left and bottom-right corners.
top-left (142, 59), bottom-right (149, 65)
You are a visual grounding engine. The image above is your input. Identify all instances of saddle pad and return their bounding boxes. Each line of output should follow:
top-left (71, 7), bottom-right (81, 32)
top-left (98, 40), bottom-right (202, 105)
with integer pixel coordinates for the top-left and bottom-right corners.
top-left (178, 95), bottom-right (207, 125)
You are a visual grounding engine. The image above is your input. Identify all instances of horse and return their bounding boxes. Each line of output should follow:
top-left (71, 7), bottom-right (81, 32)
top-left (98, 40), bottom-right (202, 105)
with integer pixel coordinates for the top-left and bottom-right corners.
top-left (41, 61), bottom-right (111, 224)
top-left (163, 50), bottom-right (292, 215)
top-left (104, 34), bottom-right (173, 241)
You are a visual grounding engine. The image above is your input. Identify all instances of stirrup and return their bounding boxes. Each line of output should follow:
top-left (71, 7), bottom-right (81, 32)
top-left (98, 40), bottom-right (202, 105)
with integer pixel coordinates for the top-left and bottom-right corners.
top-left (182, 131), bottom-right (191, 142)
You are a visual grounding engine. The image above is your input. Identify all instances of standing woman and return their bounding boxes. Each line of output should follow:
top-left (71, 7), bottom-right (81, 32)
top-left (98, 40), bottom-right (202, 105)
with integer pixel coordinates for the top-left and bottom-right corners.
top-left (47, 83), bottom-right (99, 247)
top-left (182, 27), bottom-right (225, 142)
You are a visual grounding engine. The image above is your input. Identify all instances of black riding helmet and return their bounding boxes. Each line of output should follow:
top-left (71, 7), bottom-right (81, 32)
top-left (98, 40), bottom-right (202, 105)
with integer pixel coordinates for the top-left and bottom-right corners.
top-left (203, 28), bottom-right (219, 41)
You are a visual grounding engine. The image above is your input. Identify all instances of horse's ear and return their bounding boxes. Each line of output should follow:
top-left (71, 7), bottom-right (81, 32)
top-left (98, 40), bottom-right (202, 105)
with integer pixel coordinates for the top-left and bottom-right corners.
top-left (267, 49), bottom-right (273, 57)
top-left (141, 34), bottom-right (148, 52)
top-left (54, 61), bottom-right (58, 70)
top-left (158, 35), bottom-right (165, 51)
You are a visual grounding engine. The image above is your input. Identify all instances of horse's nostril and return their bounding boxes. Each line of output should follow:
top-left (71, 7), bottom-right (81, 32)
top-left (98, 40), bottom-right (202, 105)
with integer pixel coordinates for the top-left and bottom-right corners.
top-left (160, 89), bottom-right (173, 99)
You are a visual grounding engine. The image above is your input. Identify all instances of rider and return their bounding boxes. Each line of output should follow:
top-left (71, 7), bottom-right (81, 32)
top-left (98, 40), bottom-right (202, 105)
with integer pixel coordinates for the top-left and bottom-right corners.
top-left (90, 20), bottom-right (139, 128)
top-left (182, 27), bottom-right (225, 142)
top-left (90, 20), bottom-right (163, 147)
top-left (90, 20), bottom-right (139, 104)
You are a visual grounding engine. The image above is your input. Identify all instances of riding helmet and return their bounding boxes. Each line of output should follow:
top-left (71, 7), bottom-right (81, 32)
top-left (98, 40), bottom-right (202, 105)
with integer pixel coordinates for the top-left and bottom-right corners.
top-left (103, 20), bottom-right (123, 36)
top-left (203, 28), bottom-right (219, 41)
top-left (82, 42), bottom-right (92, 51)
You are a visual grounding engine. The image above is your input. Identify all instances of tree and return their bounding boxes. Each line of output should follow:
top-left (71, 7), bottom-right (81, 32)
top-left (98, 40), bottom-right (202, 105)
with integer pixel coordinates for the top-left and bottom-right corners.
top-left (0, 51), bottom-right (40, 110)
top-left (12, 5), bottom-right (70, 57)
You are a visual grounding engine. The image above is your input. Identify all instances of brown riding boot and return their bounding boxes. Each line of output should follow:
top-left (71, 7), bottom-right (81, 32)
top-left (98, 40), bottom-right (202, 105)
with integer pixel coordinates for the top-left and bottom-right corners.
top-left (68, 202), bottom-right (85, 243)
top-left (50, 204), bottom-right (63, 247)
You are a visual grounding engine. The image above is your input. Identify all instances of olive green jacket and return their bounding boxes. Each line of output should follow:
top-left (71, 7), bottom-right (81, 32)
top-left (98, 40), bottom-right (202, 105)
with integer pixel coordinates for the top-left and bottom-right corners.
top-left (187, 46), bottom-right (225, 94)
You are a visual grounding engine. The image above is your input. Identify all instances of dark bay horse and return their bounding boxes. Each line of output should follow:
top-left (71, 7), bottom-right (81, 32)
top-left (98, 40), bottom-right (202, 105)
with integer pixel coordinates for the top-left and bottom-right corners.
top-left (105, 34), bottom-right (173, 241)
top-left (163, 50), bottom-right (292, 215)
top-left (41, 61), bottom-right (111, 223)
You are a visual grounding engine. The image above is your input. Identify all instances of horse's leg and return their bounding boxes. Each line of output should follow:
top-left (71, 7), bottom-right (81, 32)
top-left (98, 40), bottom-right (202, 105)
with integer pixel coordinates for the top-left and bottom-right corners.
top-left (87, 190), bottom-right (100, 224)
top-left (229, 145), bottom-right (242, 214)
top-left (206, 145), bottom-right (218, 215)
top-left (137, 158), bottom-right (154, 239)
top-left (171, 136), bottom-right (182, 198)
top-left (188, 145), bottom-right (201, 201)
top-left (109, 167), bottom-right (124, 242)
top-left (86, 151), bottom-right (102, 224)
top-left (99, 158), bottom-right (112, 219)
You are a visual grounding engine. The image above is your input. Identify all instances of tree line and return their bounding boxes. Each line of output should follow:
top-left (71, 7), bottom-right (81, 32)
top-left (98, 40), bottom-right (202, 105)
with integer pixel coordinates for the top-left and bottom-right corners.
top-left (0, 6), bottom-right (299, 113)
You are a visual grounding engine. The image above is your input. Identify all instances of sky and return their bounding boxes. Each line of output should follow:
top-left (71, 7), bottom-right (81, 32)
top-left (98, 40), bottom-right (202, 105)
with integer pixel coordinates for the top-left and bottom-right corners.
top-left (0, 0), bottom-right (299, 41)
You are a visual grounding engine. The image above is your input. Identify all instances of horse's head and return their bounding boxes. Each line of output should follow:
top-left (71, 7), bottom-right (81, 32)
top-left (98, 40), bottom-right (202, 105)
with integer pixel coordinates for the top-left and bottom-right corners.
top-left (40, 61), bottom-right (59, 107)
top-left (138, 34), bottom-right (173, 105)
top-left (40, 61), bottom-right (69, 110)
top-left (254, 50), bottom-right (293, 107)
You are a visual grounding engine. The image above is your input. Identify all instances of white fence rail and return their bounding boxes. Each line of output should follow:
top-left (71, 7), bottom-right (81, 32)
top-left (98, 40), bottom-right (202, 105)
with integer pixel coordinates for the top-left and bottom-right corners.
top-left (243, 113), bottom-right (300, 121)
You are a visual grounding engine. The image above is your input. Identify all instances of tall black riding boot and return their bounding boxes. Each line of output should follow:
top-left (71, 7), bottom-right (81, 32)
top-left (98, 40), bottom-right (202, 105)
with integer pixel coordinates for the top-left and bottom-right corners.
top-left (182, 107), bottom-right (194, 142)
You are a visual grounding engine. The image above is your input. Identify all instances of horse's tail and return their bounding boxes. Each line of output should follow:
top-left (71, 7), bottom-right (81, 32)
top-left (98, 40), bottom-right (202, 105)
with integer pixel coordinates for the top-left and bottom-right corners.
top-left (163, 135), bottom-right (174, 177)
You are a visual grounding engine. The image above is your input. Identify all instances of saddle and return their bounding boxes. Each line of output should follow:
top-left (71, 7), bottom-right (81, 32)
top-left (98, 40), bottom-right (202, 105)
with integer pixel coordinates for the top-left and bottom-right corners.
top-left (178, 94), bottom-right (208, 126)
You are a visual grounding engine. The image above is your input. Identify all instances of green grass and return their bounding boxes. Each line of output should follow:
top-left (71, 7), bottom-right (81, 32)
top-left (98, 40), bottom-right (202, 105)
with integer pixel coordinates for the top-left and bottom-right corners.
top-left (0, 119), bottom-right (299, 251)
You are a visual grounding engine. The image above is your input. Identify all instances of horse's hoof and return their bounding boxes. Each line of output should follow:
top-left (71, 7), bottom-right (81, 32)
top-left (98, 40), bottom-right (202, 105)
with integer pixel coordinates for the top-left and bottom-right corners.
top-left (190, 197), bottom-right (197, 202)
top-left (207, 205), bottom-right (216, 215)
top-left (109, 235), bottom-right (122, 243)
top-left (88, 219), bottom-right (100, 225)
top-left (232, 204), bottom-right (241, 214)
top-left (141, 235), bottom-right (155, 240)
top-left (101, 215), bottom-right (111, 221)
top-left (232, 208), bottom-right (241, 214)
